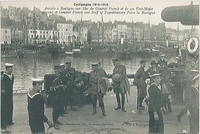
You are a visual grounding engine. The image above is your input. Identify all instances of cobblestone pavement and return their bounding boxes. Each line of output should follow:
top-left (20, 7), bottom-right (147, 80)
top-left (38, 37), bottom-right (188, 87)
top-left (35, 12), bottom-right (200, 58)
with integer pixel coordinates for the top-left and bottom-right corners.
top-left (7, 86), bottom-right (190, 134)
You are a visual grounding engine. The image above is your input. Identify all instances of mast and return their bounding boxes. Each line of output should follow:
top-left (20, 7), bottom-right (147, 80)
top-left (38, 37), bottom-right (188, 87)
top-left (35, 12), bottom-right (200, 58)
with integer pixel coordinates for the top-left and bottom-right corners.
top-left (101, 13), bottom-right (104, 46)
top-left (33, 6), bottom-right (36, 46)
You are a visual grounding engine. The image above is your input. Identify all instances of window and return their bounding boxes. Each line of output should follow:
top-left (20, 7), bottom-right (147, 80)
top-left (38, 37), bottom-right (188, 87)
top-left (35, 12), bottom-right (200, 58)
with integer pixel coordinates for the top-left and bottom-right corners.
top-left (40, 35), bottom-right (42, 38)
top-left (5, 30), bottom-right (7, 34)
top-left (46, 31), bottom-right (48, 34)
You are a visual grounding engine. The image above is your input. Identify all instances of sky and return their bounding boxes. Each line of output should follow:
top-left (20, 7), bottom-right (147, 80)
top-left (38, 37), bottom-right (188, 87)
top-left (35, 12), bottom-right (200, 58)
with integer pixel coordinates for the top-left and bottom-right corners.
top-left (1, 0), bottom-right (199, 30)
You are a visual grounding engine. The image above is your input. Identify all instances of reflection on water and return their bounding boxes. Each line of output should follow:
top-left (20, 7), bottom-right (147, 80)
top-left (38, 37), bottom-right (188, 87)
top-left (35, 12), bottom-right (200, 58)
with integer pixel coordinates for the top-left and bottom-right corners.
top-left (1, 54), bottom-right (175, 91)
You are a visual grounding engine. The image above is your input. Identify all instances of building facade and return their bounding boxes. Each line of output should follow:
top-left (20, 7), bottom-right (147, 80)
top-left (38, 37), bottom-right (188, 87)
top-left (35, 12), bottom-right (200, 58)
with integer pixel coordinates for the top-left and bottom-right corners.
top-left (1, 28), bottom-right (11, 44)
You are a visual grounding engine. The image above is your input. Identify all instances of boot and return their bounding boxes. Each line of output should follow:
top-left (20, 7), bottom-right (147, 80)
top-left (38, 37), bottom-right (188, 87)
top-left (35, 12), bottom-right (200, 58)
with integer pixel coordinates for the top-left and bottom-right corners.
top-left (71, 106), bottom-right (76, 111)
top-left (92, 105), bottom-right (97, 115)
top-left (114, 103), bottom-right (121, 110)
top-left (122, 95), bottom-right (126, 112)
top-left (64, 107), bottom-right (68, 114)
top-left (114, 94), bottom-right (121, 110)
top-left (101, 103), bottom-right (106, 116)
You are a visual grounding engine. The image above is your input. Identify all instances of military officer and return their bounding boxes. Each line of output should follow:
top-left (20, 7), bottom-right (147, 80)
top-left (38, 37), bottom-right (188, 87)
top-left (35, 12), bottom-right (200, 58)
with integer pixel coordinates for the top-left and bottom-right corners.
top-left (112, 58), bottom-right (127, 112)
top-left (3, 63), bottom-right (15, 125)
top-left (65, 61), bottom-right (76, 111)
top-left (87, 62), bottom-right (107, 116)
top-left (134, 60), bottom-right (147, 110)
top-left (160, 61), bottom-right (172, 113)
top-left (146, 60), bottom-right (160, 84)
top-left (27, 78), bottom-right (53, 133)
top-left (60, 63), bottom-right (68, 114)
top-left (49, 65), bottom-right (64, 130)
top-left (157, 54), bottom-right (166, 67)
top-left (185, 74), bottom-right (199, 134)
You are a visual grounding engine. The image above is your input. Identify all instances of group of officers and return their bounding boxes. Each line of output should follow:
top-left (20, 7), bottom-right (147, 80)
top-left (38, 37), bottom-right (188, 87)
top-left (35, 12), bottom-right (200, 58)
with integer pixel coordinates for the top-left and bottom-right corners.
top-left (1, 53), bottom-right (199, 134)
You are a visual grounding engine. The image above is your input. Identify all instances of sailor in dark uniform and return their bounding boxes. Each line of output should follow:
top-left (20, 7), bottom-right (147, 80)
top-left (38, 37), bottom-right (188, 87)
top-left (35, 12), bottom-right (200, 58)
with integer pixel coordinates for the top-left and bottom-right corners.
top-left (49, 65), bottom-right (64, 130)
top-left (65, 61), bottom-right (76, 111)
top-left (3, 63), bottom-right (15, 125)
top-left (27, 78), bottom-right (53, 134)
top-left (157, 54), bottom-right (166, 67)
top-left (148, 73), bottom-right (164, 134)
top-left (112, 58), bottom-right (127, 112)
top-left (87, 62), bottom-right (107, 116)
top-left (1, 70), bottom-right (10, 133)
top-left (134, 60), bottom-right (147, 110)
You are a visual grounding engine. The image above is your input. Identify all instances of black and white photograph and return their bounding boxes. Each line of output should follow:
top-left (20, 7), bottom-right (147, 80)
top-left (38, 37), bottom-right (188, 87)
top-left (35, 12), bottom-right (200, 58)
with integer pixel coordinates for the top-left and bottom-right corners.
top-left (1, 0), bottom-right (199, 133)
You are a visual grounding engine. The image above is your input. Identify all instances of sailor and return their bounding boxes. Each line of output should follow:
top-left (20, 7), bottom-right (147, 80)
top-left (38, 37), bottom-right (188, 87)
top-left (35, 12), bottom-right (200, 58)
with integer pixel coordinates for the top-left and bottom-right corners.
top-left (112, 58), bottom-right (128, 112)
top-left (65, 61), bottom-right (76, 111)
top-left (157, 54), bottom-right (166, 67)
top-left (134, 60), bottom-right (147, 110)
top-left (27, 78), bottom-right (53, 133)
top-left (3, 63), bottom-right (15, 125)
top-left (87, 62), bottom-right (107, 116)
top-left (49, 65), bottom-right (64, 130)
top-left (148, 73), bottom-right (164, 134)
top-left (1, 70), bottom-right (10, 133)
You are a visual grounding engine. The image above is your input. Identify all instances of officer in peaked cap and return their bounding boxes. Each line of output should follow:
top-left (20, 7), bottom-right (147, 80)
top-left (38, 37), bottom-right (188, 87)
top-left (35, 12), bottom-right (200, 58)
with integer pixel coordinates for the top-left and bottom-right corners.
top-left (27, 78), bottom-right (53, 133)
top-left (157, 54), bottom-right (166, 66)
top-left (64, 60), bottom-right (76, 111)
top-left (87, 62), bottom-right (107, 116)
top-left (146, 60), bottom-right (160, 84)
top-left (3, 63), bottom-right (15, 125)
top-left (112, 58), bottom-right (128, 112)
top-left (134, 59), bottom-right (147, 110)
top-left (49, 64), bottom-right (64, 130)
top-left (184, 72), bottom-right (199, 134)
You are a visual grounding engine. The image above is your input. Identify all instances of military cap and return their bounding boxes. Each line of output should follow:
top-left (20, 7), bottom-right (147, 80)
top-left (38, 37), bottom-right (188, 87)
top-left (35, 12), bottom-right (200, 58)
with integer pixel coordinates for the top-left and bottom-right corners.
top-left (160, 54), bottom-right (165, 57)
top-left (65, 61), bottom-right (71, 64)
top-left (5, 63), bottom-right (14, 67)
top-left (150, 73), bottom-right (161, 78)
top-left (54, 65), bottom-right (60, 69)
top-left (192, 74), bottom-right (199, 81)
top-left (32, 78), bottom-right (44, 83)
top-left (60, 63), bottom-right (65, 66)
top-left (112, 58), bottom-right (119, 62)
top-left (91, 62), bottom-right (99, 66)
top-left (150, 60), bottom-right (157, 65)
top-left (140, 60), bottom-right (146, 63)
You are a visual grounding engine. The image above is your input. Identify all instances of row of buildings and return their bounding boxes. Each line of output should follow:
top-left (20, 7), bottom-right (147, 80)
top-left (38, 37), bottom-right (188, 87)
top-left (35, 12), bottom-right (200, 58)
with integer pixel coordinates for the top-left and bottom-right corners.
top-left (1, 6), bottom-right (198, 46)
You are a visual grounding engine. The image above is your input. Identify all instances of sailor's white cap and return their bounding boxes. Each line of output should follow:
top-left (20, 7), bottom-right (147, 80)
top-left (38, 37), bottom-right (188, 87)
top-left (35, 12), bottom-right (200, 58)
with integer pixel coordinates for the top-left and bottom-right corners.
top-left (32, 78), bottom-right (44, 83)
top-left (150, 73), bottom-right (161, 78)
top-left (5, 63), bottom-right (14, 67)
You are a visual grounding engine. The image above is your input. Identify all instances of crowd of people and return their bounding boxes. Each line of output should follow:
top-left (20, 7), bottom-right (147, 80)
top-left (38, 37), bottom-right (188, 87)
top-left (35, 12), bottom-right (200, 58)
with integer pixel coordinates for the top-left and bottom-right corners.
top-left (1, 54), bottom-right (199, 134)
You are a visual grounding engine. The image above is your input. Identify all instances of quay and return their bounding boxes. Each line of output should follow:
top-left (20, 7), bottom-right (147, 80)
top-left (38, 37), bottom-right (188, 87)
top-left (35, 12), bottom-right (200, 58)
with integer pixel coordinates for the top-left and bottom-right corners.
top-left (7, 85), bottom-right (189, 134)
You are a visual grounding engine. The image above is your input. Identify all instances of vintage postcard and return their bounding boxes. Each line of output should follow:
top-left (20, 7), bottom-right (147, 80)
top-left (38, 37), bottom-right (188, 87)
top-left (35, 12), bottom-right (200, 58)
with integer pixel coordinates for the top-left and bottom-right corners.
top-left (1, 0), bottom-right (199, 134)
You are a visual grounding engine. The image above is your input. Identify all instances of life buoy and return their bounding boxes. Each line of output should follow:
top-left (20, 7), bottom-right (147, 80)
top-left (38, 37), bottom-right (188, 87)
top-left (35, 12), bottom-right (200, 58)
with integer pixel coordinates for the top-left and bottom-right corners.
top-left (187, 38), bottom-right (199, 53)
